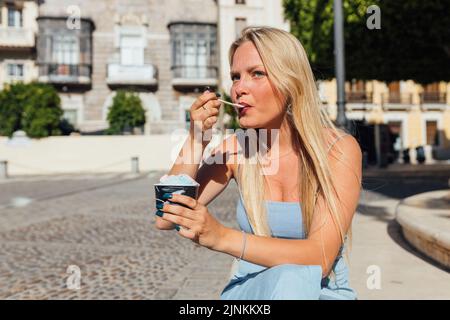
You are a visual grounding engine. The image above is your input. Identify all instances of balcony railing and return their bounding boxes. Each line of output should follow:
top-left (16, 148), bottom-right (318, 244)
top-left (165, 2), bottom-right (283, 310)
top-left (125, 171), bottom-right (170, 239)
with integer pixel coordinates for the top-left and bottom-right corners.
top-left (420, 92), bottom-right (446, 104)
top-left (382, 92), bottom-right (413, 110)
top-left (0, 27), bottom-right (34, 48)
top-left (383, 92), bottom-right (413, 104)
top-left (107, 63), bottom-right (157, 87)
top-left (345, 91), bottom-right (374, 111)
top-left (38, 63), bottom-right (91, 84)
top-left (346, 91), bottom-right (373, 104)
top-left (171, 65), bottom-right (218, 88)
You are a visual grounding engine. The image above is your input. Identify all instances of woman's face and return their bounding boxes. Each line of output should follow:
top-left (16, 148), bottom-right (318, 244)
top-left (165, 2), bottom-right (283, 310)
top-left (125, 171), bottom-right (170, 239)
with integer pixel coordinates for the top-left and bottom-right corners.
top-left (230, 41), bottom-right (285, 129)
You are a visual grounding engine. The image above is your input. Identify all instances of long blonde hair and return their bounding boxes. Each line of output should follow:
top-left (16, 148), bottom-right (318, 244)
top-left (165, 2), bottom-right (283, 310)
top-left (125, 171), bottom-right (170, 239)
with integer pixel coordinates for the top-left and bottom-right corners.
top-left (230, 27), bottom-right (361, 269)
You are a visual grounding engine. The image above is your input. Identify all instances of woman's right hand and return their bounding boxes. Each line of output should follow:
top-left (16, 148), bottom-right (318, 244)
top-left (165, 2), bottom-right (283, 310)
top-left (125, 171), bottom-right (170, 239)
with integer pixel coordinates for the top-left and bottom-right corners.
top-left (189, 89), bottom-right (221, 135)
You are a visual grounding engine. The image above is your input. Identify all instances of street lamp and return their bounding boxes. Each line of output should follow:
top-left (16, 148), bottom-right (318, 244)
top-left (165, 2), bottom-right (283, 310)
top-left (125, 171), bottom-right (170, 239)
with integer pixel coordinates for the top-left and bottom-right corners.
top-left (333, 0), bottom-right (348, 130)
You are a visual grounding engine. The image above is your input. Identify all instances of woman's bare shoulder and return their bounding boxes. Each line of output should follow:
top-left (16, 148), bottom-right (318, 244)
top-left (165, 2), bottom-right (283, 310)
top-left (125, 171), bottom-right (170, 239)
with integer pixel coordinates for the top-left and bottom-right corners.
top-left (322, 127), bottom-right (361, 163)
top-left (323, 127), bottom-right (348, 146)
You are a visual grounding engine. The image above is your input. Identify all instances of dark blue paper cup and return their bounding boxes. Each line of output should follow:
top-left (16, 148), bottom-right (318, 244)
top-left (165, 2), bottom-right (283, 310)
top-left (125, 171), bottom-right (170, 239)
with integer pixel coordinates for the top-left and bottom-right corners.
top-left (154, 184), bottom-right (199, 208)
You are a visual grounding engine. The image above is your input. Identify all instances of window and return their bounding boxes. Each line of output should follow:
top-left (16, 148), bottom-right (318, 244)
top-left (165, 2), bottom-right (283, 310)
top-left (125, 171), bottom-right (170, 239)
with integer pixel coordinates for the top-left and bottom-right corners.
top-left (235, 18), bottom-right (247, 39)
top-left (179, 96), bottom-right (195, 129)
top-left (169, 23), bottom-right (217, 79)
top-left (52, 35), bottom-right (79, 65)
top-left (236, 0), bottom-right (246, 4)
top-left (49, 35), bottom-right (79, 76)
top-left (37, 17), bottom-right (94, 80)
top-left (426, 120), bottom-right (438, 146)
top-left (7, 63), bottom-right (24, 80)
top-left (8, 7), bottom-right (22, 27)
top-left (422, 82), bottom-right (445, 103)
top-left (387, 81), bottom-right (411, 104)
top-left (120, 35), bottom-right (144, 66)
top-left (185, 110), bottom-right (191, 130)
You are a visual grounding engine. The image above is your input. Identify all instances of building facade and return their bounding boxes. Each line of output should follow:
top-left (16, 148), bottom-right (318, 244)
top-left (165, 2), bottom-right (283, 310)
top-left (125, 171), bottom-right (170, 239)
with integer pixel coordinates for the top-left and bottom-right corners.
top-left (319, 79), bottom-right (450, 164)
top-left (0, 0), bottom-right (38, 91)
top-left (1, 0), bottom-right (448, 166)
top-left (0, 0), bottom-right (289, 135)
top-left (35, 0), bottom-right (219, 134)
top-left (218, 0), bottom-right (289, 93)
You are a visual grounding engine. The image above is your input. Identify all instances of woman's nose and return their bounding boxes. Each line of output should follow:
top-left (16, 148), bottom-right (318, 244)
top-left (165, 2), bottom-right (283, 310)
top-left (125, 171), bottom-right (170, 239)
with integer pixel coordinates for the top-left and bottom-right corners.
top-left (234, 77), bottom-right (250, 97)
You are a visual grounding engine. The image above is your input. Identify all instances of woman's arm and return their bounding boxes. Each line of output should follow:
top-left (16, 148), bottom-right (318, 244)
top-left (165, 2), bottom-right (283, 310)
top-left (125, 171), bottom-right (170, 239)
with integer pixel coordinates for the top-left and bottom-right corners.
top-left (155, 133), bottom-right (237, 230)
top-left (155, 128), bottom-right (207, 230)
top-left (155, 91), bottom-right (219, 230)
top-left (215, 135), bottom-right (362, 278)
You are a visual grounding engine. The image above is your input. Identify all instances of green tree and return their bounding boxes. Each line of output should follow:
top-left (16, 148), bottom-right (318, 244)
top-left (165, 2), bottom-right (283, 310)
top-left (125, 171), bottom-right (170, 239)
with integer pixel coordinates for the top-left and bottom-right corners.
top-left (0, 82), bottom-right (65, 138)
top-left (0, 83), bottom-right (27, 136)
top-left (221, 92), bottom-right (240, 130)
top-left (283, 0), bottom-right (450, 84)
top-left (106, 90), bottom-right (146, 135)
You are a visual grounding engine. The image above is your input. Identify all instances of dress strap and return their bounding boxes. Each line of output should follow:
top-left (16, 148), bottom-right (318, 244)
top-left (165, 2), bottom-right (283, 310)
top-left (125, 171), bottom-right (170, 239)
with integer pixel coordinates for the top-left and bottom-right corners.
top-left (327, 133), bottom-right (350, 153)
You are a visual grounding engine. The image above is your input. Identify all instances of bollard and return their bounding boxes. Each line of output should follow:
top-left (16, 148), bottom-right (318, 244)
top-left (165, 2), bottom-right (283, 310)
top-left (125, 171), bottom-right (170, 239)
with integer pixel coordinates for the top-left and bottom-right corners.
top-left (131, 156), bottom-right (139, 174)
top-left (0, 160), bottom-right (8, 179)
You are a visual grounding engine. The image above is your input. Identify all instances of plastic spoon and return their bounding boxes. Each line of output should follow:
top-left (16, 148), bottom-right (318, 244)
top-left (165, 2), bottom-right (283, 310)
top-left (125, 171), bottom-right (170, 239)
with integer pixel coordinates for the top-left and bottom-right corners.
top-left (217, 99), bottom-right (245, 113)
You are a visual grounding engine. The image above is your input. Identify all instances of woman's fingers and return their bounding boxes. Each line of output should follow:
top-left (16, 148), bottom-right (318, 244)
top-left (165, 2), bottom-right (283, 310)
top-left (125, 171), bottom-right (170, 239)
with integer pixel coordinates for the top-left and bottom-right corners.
top-left (191, 92), bottom-right (218, 112)
top-left (190, 96), bottom-right (221, 132)
top-left (159, 212), bottom-right (195, 229)
top-left (204, 116), bottom-right (218, 129)
top-left (176, 226), bottom-right (199, 241)
top-left (169, 194), bottom-right (199, 210)
top-left (161, 201), bottom-right (197, 220)
top-left (191, 99), bottom-right (221, 120)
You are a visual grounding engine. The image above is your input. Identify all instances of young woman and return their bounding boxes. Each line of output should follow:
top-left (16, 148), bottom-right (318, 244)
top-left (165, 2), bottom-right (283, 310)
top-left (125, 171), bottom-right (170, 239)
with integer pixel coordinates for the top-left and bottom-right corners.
top-left (155, 27), bottom-right (362, 300)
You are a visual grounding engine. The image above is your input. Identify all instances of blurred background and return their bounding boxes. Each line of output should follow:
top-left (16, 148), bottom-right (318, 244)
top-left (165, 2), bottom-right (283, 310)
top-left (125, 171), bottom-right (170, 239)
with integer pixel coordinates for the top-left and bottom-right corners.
top-left (0, 0), bottom-right (449, 300)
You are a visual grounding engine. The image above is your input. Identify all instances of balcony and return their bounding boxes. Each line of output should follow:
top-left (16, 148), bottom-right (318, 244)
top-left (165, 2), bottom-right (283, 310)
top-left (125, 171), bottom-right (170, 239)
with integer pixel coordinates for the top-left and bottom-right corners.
top-left (0, 27), bottom-right (34, 49)
top-left (38, 63), bottom-right (91, 86)
top-left (106, 63), bottom-right (158, 89)
top-left (420, 92), bottom-right (447, 111)
top-left (382, 93), bottom-right (413, 110)
top-left (171, 66), bottom-right (218, 90)
top-left (345, 91), bottom-right (374, 111)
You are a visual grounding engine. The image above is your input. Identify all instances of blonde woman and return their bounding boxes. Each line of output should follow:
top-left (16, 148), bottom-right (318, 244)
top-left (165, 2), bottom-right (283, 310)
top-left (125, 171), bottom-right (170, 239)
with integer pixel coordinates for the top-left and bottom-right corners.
top-left (155, 27), bottom-right (362, 300)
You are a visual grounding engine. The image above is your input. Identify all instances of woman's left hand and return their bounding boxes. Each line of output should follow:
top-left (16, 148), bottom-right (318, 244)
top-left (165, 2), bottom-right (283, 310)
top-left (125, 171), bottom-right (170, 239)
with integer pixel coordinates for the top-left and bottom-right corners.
top-left (156, 193), bottom-right (228, 250)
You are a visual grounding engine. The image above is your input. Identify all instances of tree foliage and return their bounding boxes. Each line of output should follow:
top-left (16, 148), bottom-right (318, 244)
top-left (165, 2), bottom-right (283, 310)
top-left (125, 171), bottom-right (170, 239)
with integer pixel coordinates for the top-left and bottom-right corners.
top-left (283, 0), bottom-right (450, 84)
top-left (221, 92), bottom-right (240, 130)
top-left (106, 90), bottom-right (146, 135)
top-left (0, 82), bottom-right (66, 138)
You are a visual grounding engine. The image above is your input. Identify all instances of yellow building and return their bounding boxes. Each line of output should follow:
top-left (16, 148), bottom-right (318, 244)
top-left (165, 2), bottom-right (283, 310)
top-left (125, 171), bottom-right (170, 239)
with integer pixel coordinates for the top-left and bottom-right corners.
top-left (318, 79), bottom-right (450, 164)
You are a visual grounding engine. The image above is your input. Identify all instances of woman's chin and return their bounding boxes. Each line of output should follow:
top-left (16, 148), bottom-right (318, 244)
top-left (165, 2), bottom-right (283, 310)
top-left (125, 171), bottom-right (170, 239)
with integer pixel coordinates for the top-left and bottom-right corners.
top-left (239, 117), bottom-right (266, 129)
top-left (238, 118), bottom-right (256, 129)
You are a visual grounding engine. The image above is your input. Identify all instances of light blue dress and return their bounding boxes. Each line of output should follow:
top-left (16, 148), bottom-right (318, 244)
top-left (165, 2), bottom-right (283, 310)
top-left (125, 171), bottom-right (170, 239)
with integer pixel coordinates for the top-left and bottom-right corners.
top-left (220, 194), bottom-right (357, 300)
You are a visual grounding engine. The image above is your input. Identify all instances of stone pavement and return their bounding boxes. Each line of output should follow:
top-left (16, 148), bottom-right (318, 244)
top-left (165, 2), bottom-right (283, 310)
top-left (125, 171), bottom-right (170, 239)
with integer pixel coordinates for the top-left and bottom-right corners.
top-left (0, 172), bottom-right (238, 299)
top-left (349, 172), bottom-right (450, 299)
top-left (0, 170), bottom-right (449, 299)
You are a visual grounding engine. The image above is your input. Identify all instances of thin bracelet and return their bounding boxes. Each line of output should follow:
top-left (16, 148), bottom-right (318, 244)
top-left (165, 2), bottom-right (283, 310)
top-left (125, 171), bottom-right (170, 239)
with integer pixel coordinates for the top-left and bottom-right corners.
top-left (237, 230), bottom-right (247, 261)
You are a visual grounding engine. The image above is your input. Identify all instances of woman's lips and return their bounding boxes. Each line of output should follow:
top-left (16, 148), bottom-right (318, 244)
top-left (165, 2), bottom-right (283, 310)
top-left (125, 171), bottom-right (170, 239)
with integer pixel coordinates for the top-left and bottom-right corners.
top-left (237, 102), bottom-right (253, 116)
top-left (238, 106), bottom-right (251, 116)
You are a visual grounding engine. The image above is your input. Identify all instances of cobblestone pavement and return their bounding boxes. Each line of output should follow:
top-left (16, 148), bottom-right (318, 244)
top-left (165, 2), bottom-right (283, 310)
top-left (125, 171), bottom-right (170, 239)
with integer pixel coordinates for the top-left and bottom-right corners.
top-left (0, 172), bottom-right (239, 299)
top-left (1, 170), bottom-right (449, 299)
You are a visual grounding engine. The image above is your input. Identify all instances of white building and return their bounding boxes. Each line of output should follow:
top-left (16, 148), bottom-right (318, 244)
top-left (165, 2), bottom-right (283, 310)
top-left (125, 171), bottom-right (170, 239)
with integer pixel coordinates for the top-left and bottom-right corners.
top-left (0, 0), bottom-right (39, 91)
top-left (218, 0), bottom-right (290, 93)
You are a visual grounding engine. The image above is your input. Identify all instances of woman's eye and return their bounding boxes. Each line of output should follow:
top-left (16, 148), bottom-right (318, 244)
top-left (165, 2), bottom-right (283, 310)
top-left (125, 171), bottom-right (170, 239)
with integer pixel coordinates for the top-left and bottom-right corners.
top-left (253, 71), bottom-right (266, 78)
